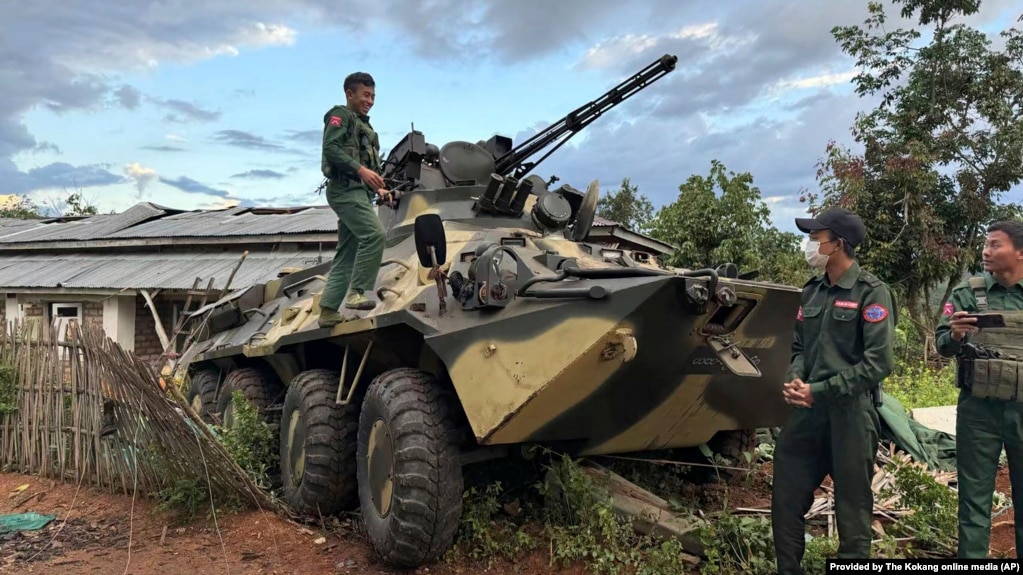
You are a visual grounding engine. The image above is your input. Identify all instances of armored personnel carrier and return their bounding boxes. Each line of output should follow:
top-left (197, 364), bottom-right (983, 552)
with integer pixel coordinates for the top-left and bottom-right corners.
top-left (179, 53), bottom-right (801, 567)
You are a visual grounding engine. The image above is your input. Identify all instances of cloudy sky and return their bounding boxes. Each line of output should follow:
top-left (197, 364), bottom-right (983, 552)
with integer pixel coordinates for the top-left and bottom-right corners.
top-left (2, 0), bottom-right (1020, 233)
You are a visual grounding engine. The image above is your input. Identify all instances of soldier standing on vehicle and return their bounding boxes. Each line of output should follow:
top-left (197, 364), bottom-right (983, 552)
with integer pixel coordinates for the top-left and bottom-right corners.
top-left (936, 220), bottom-right (1023, 558)
top-left (318, 71), bottom-right (390, 328)
top-left (771, 207), bottom-right (896, 574)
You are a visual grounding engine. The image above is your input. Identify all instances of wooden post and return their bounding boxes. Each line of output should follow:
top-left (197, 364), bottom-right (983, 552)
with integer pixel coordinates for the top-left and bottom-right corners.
top-left (139, 289), bottom-right (170, 352)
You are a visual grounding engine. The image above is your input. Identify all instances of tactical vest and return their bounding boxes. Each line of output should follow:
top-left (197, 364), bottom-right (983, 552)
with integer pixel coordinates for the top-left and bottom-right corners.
top-left (321, 109), bottom-right (382, 182)
top-left (964, 276), bottom-right (1023, 401)
top-left (346, 115), bottom-right (381, 174)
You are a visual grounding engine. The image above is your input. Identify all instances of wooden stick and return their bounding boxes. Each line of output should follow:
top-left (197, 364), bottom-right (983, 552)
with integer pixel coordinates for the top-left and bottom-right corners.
top-left (219, 251), bottom-right (249, 299)
top-left (139, 290), bottom-right (170, 352)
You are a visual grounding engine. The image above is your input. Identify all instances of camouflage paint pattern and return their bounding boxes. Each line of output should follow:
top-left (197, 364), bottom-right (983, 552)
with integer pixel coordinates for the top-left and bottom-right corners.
top-left (181, 183), bottom-right (800, 458)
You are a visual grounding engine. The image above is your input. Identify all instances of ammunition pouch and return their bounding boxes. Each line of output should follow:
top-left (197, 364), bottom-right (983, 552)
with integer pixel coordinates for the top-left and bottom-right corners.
top-left (954, 304), bottom-right (1023, 401)
top-left (957, 344), bottom-right (1022, 401)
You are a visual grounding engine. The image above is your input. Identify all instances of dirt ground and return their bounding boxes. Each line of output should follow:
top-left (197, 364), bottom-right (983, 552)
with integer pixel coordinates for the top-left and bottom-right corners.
top-left (0, 461), bottom-right (1010, 574)
top-left (991, 466), bottom-right (1016, 557)
top-left (0, 463), bottom-right (778, 575)
top-left (0, 472), bottom-right (605, 575)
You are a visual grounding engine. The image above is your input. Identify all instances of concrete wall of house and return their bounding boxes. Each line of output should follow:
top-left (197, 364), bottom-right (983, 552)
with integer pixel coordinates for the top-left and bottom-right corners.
top-left (103, 296), bottom-right (136, 352)
top-left (0, 294), bottom-right (138, 353)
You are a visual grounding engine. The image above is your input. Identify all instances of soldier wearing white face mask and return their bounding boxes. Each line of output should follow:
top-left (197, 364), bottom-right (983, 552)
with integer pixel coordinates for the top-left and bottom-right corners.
top-left (772, 206), bottom-right (897, 574)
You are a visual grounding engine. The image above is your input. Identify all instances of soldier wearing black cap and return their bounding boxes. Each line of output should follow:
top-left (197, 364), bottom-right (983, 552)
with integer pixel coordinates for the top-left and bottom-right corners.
top-left (771, 207), bottom-right (896, 574)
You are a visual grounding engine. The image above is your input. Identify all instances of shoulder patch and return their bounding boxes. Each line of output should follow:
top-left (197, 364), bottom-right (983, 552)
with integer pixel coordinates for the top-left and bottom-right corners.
top-left (942, 302), bottom-right (955, 316)
top-left (797, 306), bottom-right (803, 321)
top-left (329, 115), bottom-right (342, 127)
top-left (863, 303), bottom-right (888, 323)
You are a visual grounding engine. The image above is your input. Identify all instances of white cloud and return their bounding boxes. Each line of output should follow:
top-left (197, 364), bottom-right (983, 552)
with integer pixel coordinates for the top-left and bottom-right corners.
top-left (578, 23), bottom-right (740, 70)
top-left (771, 71), bottom-right (857, 93)
top-left (201, 197), bottom-right (242, 210)
top-left (124, 163), bottom-right (158, 196)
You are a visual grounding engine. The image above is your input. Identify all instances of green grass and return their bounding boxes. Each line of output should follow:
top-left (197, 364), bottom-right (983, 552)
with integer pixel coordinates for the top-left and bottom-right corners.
top-left (883, 361), bottom-right (959, 410)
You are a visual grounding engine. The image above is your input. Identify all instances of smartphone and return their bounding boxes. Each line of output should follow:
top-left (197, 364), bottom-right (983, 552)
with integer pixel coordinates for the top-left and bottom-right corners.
top-left (966, 313), bottom-right (1006, 329)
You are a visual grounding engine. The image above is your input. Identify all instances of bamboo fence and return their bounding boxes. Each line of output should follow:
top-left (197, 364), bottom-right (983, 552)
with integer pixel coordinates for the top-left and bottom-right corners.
top-left (0, 318), bottom-right (278, 513)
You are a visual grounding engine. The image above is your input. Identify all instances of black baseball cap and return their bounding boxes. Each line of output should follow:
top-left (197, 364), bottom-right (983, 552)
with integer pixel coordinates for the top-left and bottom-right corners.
top-left (795, 207), bottom-right (866, 247)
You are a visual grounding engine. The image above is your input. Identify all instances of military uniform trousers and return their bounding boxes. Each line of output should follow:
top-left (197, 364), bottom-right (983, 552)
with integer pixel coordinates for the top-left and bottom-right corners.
top-left (320, 183), bottom-right (385, 311)
top-left (772, 392), bottom-right (879, 574)
top-left (956, 390), bottom-right (1023, 558)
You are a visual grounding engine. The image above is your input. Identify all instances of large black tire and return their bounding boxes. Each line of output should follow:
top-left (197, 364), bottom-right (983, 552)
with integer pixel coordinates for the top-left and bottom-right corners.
top-left (357, 368), bottom-right (463, 567)
top-left (186, 369), bottom-right (220, 424)
top-left (707, 429), bottom-right (759, 481)
top-left (279, 369), bottom-right (360, 516)
top-left (216, 366), bottom-right (284, 428)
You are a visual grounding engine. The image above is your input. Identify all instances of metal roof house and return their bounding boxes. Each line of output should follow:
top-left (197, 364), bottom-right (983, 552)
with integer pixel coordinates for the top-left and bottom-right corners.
top-left (0, 202), bottom-right (674, 363)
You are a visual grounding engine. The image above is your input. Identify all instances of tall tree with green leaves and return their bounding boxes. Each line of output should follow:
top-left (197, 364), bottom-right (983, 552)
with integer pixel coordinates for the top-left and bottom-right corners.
top-left (595, 177), bottom-right (654, 234)
top-left (805, 0), bottom-right (1023, 342)
top-left (649, 160), bottom-right (807, 286)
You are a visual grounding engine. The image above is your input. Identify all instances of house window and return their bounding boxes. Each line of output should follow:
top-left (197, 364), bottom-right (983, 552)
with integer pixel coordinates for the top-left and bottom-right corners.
top-left (51, 303), bottom-right (83, 347)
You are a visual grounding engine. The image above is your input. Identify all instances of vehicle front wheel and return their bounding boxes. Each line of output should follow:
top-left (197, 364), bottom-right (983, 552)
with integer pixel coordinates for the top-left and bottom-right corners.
top-left (186, 368), bottom-right (220, 424)
top-left (357, 368), bottom-right (463, 567)
top-left (279, 369), bottom-right (359, 516)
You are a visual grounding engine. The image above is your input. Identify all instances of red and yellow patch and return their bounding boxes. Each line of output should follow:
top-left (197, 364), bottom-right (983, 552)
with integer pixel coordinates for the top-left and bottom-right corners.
top-left (329, 115), bottom-right (342, 127)
top-left (942, 302), bottom-right (955, 316)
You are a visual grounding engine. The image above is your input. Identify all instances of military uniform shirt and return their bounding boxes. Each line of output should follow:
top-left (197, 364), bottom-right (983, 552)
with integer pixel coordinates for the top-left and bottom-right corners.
top-left (321, 105), bottom-right (381, 183)
top-left (936, 272), bottom-right (1023, 357)
top-left (787, 261), bottom-right (896, 400)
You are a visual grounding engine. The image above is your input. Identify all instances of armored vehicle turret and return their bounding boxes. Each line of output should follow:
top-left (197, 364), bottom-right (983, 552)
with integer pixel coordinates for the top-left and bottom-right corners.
top-left (178, 53), bottom-right (801, 568)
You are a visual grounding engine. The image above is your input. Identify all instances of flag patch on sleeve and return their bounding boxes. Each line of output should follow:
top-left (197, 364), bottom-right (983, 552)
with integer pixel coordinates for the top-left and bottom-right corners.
top-left (863, 303), bottom-right (888, 323)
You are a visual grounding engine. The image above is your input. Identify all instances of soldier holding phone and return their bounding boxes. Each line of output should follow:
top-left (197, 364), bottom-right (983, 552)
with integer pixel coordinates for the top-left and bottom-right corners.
top-left (936, 220), bottom-right (1023, 558)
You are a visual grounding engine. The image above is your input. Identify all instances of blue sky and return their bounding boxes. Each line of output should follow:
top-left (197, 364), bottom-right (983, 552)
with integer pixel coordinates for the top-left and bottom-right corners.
top-left (2, 0), bottom-right (1020, 235)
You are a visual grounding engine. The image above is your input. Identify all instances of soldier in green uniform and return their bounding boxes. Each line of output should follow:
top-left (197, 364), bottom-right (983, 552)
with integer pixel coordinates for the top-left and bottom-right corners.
top-left (771, 207), bottom-right (896, 574)
top-left (318, 71), bottom-right (389, 328)
top-left (936, 220), bottom-right (1023, 558)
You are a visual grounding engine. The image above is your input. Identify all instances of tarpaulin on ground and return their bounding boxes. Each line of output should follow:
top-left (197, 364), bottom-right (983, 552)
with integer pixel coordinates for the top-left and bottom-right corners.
top-left (877, 392), bottom-right (957, 472)
top-left (0, 512), bottom-right (56, 532)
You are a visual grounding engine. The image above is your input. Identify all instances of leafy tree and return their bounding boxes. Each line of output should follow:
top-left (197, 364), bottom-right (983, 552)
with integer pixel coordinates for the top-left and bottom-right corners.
top-left (805, 0), bottom-right (1023, 347)
top-left (61, 190), bottom-right (100, 217)
top-left (595, 177), bottom-right (654, 234)
top-left (649, 160), bottom-right (807, 286)
top-left (0, 196), bottom-right (42, 219)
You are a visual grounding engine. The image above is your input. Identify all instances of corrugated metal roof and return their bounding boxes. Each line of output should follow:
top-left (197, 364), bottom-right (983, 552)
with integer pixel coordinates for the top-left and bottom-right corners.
top-left (0, 203), bottom-right (627, 245)
top-left (0, 203), bottom-right (171, 243)
top-left (0, 251), bottom-right (331, 290)
top-left (102, 206), bottom-right (338, 239)
top-left (0, 218), bottom-right (47, 239)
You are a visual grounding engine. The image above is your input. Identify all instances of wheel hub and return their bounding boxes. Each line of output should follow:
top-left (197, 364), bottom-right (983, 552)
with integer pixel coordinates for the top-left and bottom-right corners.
top-left (287, 410), bottom-right (306, 487)
top-left (223, 403), bottom-right (235, 429)
top-left (367, 418), bottom-right (394, 518)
